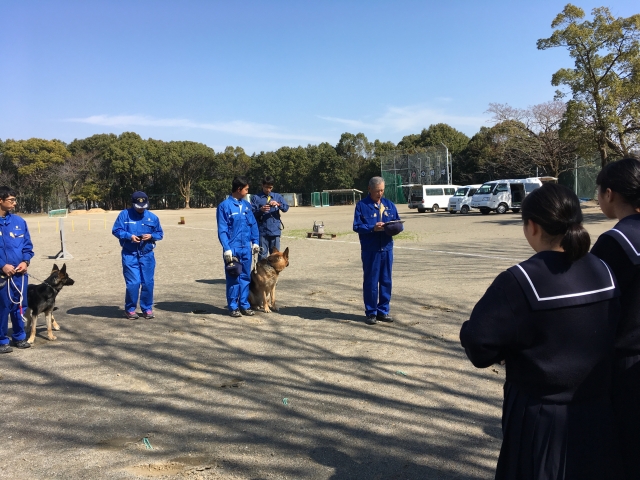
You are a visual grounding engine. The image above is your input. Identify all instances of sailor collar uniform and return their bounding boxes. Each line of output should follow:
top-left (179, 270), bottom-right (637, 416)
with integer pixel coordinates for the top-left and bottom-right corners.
top-left (601, 213), bottom-right (640, 265)
top-left (508, 250), bottom-right (618, 310)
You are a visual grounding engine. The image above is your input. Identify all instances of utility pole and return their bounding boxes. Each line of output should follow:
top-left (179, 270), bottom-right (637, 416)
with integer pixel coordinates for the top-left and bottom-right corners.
top-left (440, 143), bottom-right (450, 184)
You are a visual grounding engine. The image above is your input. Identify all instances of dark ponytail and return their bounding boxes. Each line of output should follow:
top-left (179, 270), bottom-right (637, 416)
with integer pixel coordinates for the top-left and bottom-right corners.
top-left (596, 157), bottom-right (640, 209)
top-left (521, 183), bottom-right (590, 261)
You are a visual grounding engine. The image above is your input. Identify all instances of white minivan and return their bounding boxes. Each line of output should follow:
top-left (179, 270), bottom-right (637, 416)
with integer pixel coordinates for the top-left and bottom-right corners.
top-left (408, 184), bottom-right (460, 213)
top-left (470, 177), bottom-right (549, 214)
top-left (448, 184), bottom-right (482, 214)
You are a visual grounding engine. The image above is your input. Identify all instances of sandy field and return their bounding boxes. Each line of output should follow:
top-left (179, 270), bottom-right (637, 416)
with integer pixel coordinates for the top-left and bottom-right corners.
top-left (0, 203), bottom-right (617, 479)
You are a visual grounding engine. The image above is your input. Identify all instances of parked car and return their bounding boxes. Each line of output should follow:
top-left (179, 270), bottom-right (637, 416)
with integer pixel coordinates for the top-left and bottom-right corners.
top-left (448, 185), bottom-right (482, 214)
top-left (408, 184), bottom-right (460, 213)
top-left (470, 177), bottom-right (554, 214)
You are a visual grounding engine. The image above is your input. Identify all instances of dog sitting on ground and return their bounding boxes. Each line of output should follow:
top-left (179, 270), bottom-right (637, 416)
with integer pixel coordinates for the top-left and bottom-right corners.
top-left (25, 263), bottom-right (75, 344)
top-left (249, 247), bottom-right (289, 313)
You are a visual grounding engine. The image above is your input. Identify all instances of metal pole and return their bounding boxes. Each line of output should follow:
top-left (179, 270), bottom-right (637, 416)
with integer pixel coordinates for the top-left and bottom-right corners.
top-left (574, 157), bottom-right (578, 194)
top-left (440, 143), bottom-right (450, 184)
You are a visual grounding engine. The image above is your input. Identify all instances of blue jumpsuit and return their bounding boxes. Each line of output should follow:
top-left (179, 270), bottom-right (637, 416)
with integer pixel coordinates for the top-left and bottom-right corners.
top-left (0, 213), bottom-right (34, 345)
top-left (112, 208), bottom-right (164, 313)
top-left (217, 196), bottom-right (259, 311)
top-left (353, 196), bottom-right (401, 317)
top-left (250, 191), bottom-right (289, 260)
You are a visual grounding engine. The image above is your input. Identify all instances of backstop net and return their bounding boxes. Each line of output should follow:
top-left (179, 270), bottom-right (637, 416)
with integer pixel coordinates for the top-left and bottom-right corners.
top-left (380, 147), bottom-right (450, 204)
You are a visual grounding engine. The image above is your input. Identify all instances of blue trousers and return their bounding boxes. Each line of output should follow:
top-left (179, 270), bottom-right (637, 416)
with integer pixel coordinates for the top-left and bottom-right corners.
top-left (0, 275), bottom-right (28, 345)
top-left (225, 247), bottom-right (252, 311)
top-left (122, 251), bottom-right (155, 312)
top-left (361, 250), bottom-right (393, 317)
top-left (259, 235), bottom-right (280, 260)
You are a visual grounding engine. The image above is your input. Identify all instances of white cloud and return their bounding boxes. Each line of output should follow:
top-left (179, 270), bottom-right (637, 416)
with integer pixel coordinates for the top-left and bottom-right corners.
top-left (66, 114), bottom-right (325, 143)
top-left (319, 104), bottom-right (488, 135)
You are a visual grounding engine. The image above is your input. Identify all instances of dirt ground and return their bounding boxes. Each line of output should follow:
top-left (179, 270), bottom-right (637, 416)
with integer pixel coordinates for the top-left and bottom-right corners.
top-left (0, 203), bottom-right (617, 480)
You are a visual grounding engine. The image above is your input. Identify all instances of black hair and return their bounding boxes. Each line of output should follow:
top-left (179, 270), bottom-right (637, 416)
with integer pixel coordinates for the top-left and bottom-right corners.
top-left (231, 176), bottom-right (249, 193)
top-left (262, 176), bottom-right (275, 185)
top-left (521, 183), bottom-right (590, 261)
top-left (0, 186), bottom-right (16, 201)
top-left (596, 157), bottom-right (640, 209)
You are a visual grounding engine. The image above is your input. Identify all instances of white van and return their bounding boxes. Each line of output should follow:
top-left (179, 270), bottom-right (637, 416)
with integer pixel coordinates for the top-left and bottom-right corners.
top-left (470, 177), bottom-right (548, 214)
top-left (448, 184), bottom-right (482, 214)
top-left (408, 184), bottom-right (460, 213)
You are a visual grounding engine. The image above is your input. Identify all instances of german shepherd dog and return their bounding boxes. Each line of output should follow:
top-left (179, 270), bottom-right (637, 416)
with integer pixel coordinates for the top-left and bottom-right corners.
top-left (249, 247), bottom-right (289, 313)
top-left (25, 264), bottom-right (75, 344)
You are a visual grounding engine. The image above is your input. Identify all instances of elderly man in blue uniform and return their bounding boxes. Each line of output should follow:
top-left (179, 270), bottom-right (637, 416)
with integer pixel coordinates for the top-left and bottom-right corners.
top-left (0, 186), bottom-right (34, 353)
top-left (353, 176), bottom-right (403, 325)
top-left (218, 176), bottom-right (260, 317)
top-left (250, 176), bottom-right (289, 260)
top-left (112, 191), bottom-right (164, 320)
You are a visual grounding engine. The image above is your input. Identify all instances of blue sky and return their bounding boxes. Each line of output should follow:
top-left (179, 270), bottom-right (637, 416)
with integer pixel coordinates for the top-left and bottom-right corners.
top-left (1, 1), bottom-right (637, 154)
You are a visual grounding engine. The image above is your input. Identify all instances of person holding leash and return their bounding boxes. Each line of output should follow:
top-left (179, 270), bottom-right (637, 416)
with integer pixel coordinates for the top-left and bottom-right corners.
top-left (112, 191), bottom-right (164, 320)
top-left (353, 176), bottom-right (403, 325)
top-left (250, 175), bottom-right (289, 260)
top-left (0, 186), bottom-right (34, 353)
top-left (460, 183), bottom-right (622, 479)
top-left (591, 157), bottom-right (640, 479)
top-left (218, 176), bottom-right (260, 317)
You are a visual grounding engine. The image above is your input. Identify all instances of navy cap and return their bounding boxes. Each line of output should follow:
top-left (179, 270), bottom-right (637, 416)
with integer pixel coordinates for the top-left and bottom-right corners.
top-left (384, 222), bottom-right (404, 236)
top-left (225, 257), bottom-right (243, 277)
top-left (132, 191), bottom-right (149, 209)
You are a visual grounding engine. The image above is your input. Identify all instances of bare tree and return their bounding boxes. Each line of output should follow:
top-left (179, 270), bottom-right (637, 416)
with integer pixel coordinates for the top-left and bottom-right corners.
top-left (487, 101), bottom-right (578, 178)
top-left (52, 151), bottom-right (99, 210)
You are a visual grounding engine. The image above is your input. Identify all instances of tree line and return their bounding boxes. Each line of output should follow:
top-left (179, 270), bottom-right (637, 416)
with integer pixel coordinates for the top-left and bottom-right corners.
top-left (1, 4), bottom-right (638, 213)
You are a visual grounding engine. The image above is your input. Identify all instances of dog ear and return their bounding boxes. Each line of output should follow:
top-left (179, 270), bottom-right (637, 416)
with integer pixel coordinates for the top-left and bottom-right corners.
top-left (283, 247), bottom-right (289, 259)
top-left (52, 264), bottom-right (59, 272)
top-left (60, 264), bottom-right (67, 275)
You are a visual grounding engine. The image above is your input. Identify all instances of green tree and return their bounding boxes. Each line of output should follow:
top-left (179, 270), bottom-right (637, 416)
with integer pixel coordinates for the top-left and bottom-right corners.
top-left (537, 4), bottom-right (640, 165)
top-left (3, 138), bottom-right (69, 211)
top-left (163, 141), bottom-right (216, 208)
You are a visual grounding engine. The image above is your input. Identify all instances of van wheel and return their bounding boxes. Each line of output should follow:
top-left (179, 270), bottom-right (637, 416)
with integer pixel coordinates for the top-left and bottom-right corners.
top-left (461, 205), bottom-right (470, 214)
top-left (431, 204), bottom-right (439, 212)
top-left (512, 208), bottom-right (520, 213)
top-left (480, 208), bottom-right (490, 215)
top-left (496, 203), bottom-right (508, 214)
top-left (417, 208), bottom-right (426, 213)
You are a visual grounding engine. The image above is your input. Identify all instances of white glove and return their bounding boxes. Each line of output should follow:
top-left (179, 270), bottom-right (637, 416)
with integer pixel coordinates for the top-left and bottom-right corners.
top-left (223, 250), bottom-right (233, 264)
top-left (251, 244), bottom-right (260, 255)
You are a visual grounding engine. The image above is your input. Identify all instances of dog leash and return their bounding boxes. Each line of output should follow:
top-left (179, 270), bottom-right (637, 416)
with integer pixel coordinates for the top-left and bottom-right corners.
top-left (7, 275), bottom-right (25, 316)
top-left (25, 272), bottom-right (56, 291)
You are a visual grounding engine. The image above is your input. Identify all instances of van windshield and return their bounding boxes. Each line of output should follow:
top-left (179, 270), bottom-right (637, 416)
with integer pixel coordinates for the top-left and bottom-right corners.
top-left (454, 188), bottom-right (468, 197)
top-left (477, 184), bottom-right (495, 194)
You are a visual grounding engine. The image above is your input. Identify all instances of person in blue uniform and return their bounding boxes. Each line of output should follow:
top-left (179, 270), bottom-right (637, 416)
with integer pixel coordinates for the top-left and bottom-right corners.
top-left (460, 183), bottom-right (622, 480)
top-left (590, 157), bottom-right (640, 480)
top-left (353, 176), bottom-right (402, 325)
top-left (250, 176), bottom-right (289, 260)
top-left (217, 176), bottom-right (260, 317)
top-left (112, 191), bottom-right (164, 320)
top-left (0, 186), bottom-right (34, 353)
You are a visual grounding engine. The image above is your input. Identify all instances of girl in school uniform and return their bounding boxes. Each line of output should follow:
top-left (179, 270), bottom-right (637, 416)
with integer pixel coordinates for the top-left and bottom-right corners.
top-left (590, 157), bottom-right (640, 480)
top-left (460, 183), bottom-right (622, 480)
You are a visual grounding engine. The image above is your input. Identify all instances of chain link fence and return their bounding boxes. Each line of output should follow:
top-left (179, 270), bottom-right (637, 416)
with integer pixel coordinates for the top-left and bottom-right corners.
top-left (380, 147), bottom-right (450, 204)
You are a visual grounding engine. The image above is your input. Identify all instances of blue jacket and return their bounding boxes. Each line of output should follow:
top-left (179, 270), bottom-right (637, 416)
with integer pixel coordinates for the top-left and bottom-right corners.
top-left (112, 208), bottom-right (164, 255)
top-left (0, 213), bottom-right (34, 267)
top-left (353, 196), bottom-right (401, 252)
top-left (217, 196), bottom-right (259, 252)
top-left (251, 191), bottom-right (289, 237)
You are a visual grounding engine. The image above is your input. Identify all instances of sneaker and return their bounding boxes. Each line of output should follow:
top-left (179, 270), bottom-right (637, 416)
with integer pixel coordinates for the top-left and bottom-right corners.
top-left (230, 310), bottom-right (242, 318)
top-left (376, 313), bottom-right (394, 323)
top-left (124, 311), bottom-right (139, 320)
top-left (0, 344), bottom-right (13, 354)
top-left (240, 308), bottom-right (255, 316)
top-left (12, 340), bottom-right (31, 349)
top-left (365, 315), bottom-right (377, 325)
top-left (142, 310), bottom-right (155, 319)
